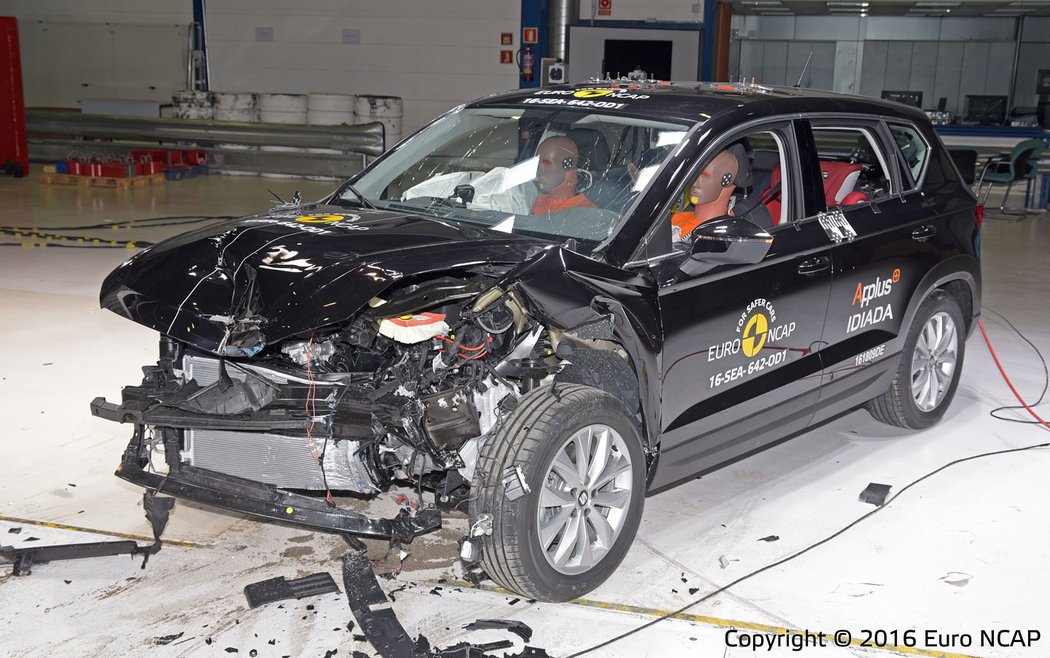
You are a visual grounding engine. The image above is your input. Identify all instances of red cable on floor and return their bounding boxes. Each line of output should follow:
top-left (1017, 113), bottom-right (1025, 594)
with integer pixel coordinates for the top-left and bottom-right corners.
top-left (978, 318), bottom-right (1050, 431)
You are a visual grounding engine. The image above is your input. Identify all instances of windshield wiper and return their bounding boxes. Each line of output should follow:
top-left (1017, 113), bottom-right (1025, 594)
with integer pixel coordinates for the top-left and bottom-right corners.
top-left (341, 185), bottom-right (377, 210)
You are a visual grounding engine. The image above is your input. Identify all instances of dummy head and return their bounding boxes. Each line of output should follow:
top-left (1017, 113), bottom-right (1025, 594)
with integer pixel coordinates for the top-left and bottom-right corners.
top-left (689, 149), bottom-right (740, 208)
top-left (535, 136), bottom-right (581, 199)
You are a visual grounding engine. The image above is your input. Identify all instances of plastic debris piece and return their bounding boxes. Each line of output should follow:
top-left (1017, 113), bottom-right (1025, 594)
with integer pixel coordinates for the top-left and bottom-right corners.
top-left (859, 482), bottom-right (892, 506)
top-left (941, 572), bottom-right (972, 587)
top-left (718, 555), bottom-right (730, 569)
top-left (1, 540), bottom-right (151, 576)
top-left (464, 619), bottom-right (533, 642)
top-left (757, 535), bottom-right (780, 542)
top-left (243, 572), bottom-right (340, 608)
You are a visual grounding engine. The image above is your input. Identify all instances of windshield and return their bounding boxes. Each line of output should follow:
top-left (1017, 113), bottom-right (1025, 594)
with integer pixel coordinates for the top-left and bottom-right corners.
top-left (335, 106), bottom-right (692, 250)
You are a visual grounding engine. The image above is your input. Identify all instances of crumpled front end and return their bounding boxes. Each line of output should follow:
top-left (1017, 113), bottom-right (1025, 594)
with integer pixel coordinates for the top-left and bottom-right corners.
top-left (92, 266), bottom-right (553, 536)
top-left (94, 226), bottom-right (661, 540)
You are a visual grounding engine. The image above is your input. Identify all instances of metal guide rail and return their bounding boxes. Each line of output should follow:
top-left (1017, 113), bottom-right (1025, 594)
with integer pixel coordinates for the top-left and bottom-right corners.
top-left (25, 110), bottom-right (387, 177)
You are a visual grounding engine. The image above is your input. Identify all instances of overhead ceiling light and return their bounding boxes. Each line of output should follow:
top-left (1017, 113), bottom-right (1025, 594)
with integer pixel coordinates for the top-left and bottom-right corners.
top-left (827, 1), bottom-right (869, 6)
top-left (914, 1), bottom-right (959, 5)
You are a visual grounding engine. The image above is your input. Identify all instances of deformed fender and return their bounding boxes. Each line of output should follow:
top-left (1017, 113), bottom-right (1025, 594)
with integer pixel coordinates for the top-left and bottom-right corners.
top-left (496, 246), bottom-right (663, 453)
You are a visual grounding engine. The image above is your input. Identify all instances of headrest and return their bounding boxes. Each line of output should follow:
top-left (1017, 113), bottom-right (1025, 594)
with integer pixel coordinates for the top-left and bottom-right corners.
top-left (567, 128), bottom-right (611, 173)
top-left (727, 143), bottom-right (751, 188)
top-left (751, 149), bottom-right (780, 171)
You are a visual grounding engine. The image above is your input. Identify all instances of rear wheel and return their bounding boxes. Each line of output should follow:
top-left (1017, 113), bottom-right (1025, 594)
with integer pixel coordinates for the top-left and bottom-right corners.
top-left (867, 291), bottom-right (965, 428)
top-left (470, 384), bottom-right (645, 602)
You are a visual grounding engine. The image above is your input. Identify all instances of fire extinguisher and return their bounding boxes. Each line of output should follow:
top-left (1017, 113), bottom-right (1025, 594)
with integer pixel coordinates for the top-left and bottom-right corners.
top-left (519, 46), bottom-right (534, 81)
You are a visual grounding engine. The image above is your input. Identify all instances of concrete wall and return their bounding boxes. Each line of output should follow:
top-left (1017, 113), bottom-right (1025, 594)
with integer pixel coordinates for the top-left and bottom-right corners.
top-left (730, 15), bottom-right (1050, 116)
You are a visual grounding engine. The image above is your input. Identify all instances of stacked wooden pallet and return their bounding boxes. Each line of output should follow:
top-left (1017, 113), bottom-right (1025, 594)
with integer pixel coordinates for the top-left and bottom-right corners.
top-left (39, 172), bottom-right (166, 190)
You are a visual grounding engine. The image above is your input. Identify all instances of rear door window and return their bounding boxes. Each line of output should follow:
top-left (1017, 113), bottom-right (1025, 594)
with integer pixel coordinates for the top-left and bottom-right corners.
top-left (809, 126), bottom-right (893, 209)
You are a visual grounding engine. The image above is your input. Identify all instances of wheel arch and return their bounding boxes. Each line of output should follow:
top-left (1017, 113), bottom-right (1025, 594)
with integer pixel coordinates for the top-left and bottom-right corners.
top-left (900, 255), bottom-right (980, 338)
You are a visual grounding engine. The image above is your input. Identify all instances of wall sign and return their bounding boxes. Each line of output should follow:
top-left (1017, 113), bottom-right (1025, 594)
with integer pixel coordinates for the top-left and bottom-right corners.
top-left (523, 27), bottom-right (538, 44)
top-left (501, 32), bottom-right (513, 45)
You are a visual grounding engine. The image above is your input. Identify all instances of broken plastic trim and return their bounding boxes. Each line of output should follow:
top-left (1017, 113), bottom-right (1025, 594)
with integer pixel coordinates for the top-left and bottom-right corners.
top-left (115, 457), bottom-right (441, 540)
top-left (244, 572), bottom-right (341, 608)
top-left (0, 541), bottom-right (151, 577)
top-left (341, 543), bottom-right (551, 658)
top-left (0, 492), bottom-right (174, 576)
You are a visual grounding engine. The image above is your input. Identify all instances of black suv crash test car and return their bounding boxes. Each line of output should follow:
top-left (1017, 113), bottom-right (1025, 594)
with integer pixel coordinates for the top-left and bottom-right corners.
top-left (93, 81), bottom-right (981, 602)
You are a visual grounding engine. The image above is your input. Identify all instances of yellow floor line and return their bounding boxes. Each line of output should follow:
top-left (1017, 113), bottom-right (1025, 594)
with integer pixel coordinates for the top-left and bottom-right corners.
top-left (438, 579), bottom-right (982, 658)
top-left (0, 514), bottom-right (210, 549)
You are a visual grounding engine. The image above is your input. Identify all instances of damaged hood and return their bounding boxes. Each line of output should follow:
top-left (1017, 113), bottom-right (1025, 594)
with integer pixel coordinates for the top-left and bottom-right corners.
top-left (100, 205), bottom-right (547, 354)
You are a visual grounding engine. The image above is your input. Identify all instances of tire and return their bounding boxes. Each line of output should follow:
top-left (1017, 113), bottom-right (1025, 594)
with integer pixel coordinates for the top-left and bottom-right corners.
top-left (867, 290), bottom-right (965, 429)
top-left (469, 384), bottom-right (646, 602)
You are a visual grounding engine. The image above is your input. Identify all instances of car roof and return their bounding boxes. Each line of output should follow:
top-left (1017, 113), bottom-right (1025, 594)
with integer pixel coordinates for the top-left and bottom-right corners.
top-left (469, 80), bottom-right (930, 127)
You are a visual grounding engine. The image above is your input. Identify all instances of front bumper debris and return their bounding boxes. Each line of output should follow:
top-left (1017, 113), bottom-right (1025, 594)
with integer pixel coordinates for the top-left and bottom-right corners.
top-left (115, 458), bottom-right (441, 541)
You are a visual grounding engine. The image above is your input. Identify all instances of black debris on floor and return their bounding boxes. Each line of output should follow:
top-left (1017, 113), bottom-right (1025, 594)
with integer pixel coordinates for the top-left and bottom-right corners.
top-left (859, 482), bottom-right (892, 506)
top-left (758, 535), bottom-right (780, 542)
top-left (153, 632), bottom-right (184, 645)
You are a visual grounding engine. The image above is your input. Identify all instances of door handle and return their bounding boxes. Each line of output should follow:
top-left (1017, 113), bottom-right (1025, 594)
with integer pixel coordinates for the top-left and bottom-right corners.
top-left (911, 225), bottom-right (937, 242)
top-left (797, 255), bottom-right (830, 276)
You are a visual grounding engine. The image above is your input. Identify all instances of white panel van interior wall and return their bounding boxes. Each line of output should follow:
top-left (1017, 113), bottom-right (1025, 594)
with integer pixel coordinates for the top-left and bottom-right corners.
top-left (4, 0), bottom-right (192, 108)
top-left (206, 0), bottom-right (522, 137)
top-left (568, 26), bottom-right (701, 82)
top-left (576, 0), bottom-right (703, 23)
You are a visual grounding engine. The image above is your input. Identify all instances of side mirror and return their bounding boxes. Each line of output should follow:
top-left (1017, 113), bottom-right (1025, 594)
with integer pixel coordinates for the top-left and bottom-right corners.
top-left (688, 215), bottom-right (772, 265)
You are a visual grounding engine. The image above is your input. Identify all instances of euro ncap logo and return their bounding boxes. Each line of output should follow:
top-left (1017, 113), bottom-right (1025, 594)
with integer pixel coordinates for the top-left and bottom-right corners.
top-left (741, 313), bottom-right (769, 358)
top-left (573, 89), bottom-right (615, 99)
top-left (295, 214), bottom-right (346, 224)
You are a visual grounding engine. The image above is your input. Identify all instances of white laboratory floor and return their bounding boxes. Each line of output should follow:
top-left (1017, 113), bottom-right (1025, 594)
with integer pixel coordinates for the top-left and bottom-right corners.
top-left (0, 170), bottom-right (1048, 658)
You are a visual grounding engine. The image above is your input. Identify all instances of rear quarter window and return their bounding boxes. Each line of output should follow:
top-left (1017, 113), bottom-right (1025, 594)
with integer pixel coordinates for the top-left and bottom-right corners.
top-left (887, 122), bottom-right (930, 189)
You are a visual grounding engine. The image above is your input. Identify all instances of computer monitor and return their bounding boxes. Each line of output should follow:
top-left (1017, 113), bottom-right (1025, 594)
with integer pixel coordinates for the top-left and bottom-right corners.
top-left (881, 90), bottom-right (923, 108)
top-left (1036, 69), bottom-right (1050, 96)
top-left (964, 95), bottom-right (1008, 125)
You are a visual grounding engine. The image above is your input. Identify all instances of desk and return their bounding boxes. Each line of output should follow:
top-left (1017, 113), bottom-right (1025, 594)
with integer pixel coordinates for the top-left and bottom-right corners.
top-left (936, 126), bottom-right (1050, 209)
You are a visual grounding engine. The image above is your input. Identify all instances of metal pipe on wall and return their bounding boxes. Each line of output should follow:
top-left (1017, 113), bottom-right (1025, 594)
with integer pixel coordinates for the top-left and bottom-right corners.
top-left (1006, 16), bottom-right (1023, 115)
top-left (548, 0), bottom-right (579, 61)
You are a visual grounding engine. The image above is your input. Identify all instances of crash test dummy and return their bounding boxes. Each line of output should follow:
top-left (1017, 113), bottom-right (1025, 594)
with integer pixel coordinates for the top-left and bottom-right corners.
top-left (531, 136), bottom-right (597, 215)
top-left (671, 149), bottom-right (740, 240)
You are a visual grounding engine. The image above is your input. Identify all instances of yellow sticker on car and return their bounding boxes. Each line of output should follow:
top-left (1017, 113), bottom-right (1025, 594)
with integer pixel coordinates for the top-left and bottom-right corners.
top-left (295, 214), bottom-right (345, 224)
top-left (573, 89), bottom-right (615, 99)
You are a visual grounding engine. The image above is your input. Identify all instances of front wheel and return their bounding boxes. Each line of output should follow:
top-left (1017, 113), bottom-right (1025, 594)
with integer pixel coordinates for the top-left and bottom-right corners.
top-left (867, 291), bottom-right (965, 428)
top-left (470, 384), bottom-right (646, 602)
